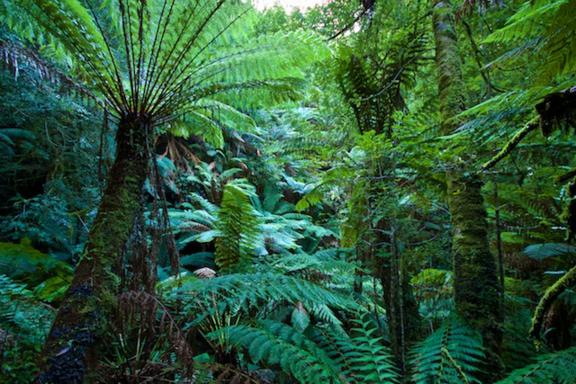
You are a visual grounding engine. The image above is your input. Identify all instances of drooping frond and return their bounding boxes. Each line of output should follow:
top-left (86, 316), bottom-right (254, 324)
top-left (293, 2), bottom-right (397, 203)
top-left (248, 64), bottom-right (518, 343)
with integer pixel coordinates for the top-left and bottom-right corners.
top-left (0, 39), bottom-right (93, 98)
top-left (484, 0), bottom-right (576, 84)
top-left (175, 272), bottom-right (361, 325)
top-left (496, 347), bottom-right (576, 384)
top-left (213, 320), bottom-right (343, 384)
top-left (8, 0), bottom-right (328, 133)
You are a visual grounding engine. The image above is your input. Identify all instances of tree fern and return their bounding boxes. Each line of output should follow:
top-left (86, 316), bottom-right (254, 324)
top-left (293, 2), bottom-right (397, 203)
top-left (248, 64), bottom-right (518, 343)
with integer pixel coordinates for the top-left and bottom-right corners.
top-left (496, 347), bottom-right (576, 384)
top-left (409, 317), bottom-right (486, 384)
top-left (5, 0), bottom-right (328, 140)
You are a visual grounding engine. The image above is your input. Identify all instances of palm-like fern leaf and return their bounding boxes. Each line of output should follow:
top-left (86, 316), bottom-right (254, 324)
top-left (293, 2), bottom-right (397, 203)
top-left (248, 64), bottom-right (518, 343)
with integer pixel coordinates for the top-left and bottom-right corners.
top-left (7, 0), bottom-right (327, 137)
top-left (213, 320), bottom-right (343, 384)
top-left (175, 272), bottom-right (360, 327)
top-left (410, 317), bottom-right (485, 384)
top-left (337, 314), bottom-right (399, 383)
top-left (484, 0), bottom-right (576, 83)
top-left (215, 179), bottom-right (260, 272)
top-left (496, 347), bottom-right (576, 384)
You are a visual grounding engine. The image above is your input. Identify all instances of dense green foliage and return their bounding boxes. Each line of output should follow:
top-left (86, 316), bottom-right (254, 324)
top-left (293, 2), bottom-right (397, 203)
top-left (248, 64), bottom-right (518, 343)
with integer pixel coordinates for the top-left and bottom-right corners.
top-left (1, 0), bottom-right (576, 383)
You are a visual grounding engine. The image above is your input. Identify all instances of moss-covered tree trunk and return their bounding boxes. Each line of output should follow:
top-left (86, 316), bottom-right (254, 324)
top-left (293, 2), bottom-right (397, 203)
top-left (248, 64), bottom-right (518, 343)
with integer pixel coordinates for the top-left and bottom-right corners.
top-left (432, 0), bottom-right (503, 374)
top-left (447, 172), bottom-right (503, 361)
top-left (37, 115), bottom-right (150, 384)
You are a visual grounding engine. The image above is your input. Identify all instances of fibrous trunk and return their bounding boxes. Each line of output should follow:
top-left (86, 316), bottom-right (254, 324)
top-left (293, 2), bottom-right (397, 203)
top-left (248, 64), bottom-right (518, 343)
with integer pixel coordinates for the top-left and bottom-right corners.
top-left (447, 173), bottom-right (503, 362)
top-left (37, 116), bottom-right (150, 384)
top-left (432, 0), bottom-right (503, 374)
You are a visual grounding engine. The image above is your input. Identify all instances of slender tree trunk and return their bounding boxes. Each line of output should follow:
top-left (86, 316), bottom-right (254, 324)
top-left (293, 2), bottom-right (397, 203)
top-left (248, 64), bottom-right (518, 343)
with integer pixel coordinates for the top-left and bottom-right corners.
top-left (37, 115), bottom-right (150, 384)
top-left (432, 0), bottom-right (503, 374)
top-left (494, 182), bottom-right (505, 291)
top-left (377, 222), bottom-right (422, 374)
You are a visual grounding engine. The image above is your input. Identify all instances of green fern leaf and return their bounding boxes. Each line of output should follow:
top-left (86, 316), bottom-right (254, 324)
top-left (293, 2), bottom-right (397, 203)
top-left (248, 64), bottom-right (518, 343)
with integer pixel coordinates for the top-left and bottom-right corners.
top-left (410, 317), bottom-right (485, 384)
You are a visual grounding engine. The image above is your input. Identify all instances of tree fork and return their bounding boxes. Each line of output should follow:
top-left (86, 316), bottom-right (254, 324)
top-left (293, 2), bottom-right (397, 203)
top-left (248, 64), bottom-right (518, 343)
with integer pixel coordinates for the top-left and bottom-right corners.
top-left (37, 115), bottom-right (150, 384)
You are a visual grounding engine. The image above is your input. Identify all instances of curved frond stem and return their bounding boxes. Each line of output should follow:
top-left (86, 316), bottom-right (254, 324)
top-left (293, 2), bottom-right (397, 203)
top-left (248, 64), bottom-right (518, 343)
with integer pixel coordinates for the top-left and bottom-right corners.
top-left (142, 0), bottom-right (208, 111)
top-left (141, 0), bottom-right (176, 112)
top-left (152, 67), bottom-right (228, 123)
top-left (146, 0), bottom-right (228, 112)
top-left (119, 0), bottom-right (136, 112)
top-left (84, 0), bottom-right (130, 113)
top-left (134, 0), bottom-right (147, 112)
top-left (149, 6), bottom-right (249, 116)
top-left (152, 44), bottom-right (268, 116)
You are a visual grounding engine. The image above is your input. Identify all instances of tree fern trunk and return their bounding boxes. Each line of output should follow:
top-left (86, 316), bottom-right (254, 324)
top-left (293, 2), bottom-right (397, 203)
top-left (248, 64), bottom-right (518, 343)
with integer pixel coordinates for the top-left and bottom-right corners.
top-left (447, 172), bottom-right (503, 362)
top-left (432, 0), bottom-right (503, 375)
top-left (37, 116), bottom-right (150, 384)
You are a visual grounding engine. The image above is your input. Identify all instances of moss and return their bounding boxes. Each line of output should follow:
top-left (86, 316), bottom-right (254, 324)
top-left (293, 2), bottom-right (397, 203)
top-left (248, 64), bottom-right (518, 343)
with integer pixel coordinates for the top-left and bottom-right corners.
top-left (482, 117), bottom-right (539, 170)
top-left (530, 264), bottom-right (576, 342)
top-left (447, 172), bottom-right (503, 370)
top-left (432, 0), bottom-right (466, 135)
top-left (433, 0), bottom-right (504, 376)
top-left (37, 117), bottom-right (151, 383)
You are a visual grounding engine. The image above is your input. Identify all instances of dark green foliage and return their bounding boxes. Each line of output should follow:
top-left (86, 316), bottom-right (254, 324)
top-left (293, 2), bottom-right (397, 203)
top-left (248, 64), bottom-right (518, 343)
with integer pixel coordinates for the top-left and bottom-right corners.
top-left (496, 347), bottom-right (576, 384)
top-left (0, 274), bottom-right (54, 382)
top-left (409, 317), bottom-right (485, 384)
top-left (333, 314), bottom-right (399, 383)
top-left (215, 180), bottom-right (260, 272)
top-left (2, 0), bottom-right (576, 383)
top-left (216, 320), bottom-right (342, 384)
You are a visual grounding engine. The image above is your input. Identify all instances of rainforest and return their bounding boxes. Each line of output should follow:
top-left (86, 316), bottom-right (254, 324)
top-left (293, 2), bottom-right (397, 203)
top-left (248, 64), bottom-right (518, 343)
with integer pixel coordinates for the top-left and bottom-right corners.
top-left (1, 0), bottom-right (575, 383)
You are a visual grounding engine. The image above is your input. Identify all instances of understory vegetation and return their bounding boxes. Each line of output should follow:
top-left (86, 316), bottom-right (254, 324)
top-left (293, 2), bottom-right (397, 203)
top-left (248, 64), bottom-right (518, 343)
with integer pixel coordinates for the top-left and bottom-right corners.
top-left (1, 0), bottom-right (576, 383)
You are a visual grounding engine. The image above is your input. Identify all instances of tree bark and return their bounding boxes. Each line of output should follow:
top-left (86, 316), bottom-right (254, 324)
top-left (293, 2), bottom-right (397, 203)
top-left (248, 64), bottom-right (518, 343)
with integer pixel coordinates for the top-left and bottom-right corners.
top-left (447, 172), bottom-right (503, 363)
top-left (37, 115), bottom-right (150, 384)
top-left (432, 0), bottom-right (503, 375)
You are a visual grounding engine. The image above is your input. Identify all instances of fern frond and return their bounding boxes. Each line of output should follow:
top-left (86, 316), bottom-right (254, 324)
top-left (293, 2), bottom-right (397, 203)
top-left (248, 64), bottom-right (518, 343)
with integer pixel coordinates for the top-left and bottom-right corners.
top-left (496, 347), bottom-right (576, 384)
top-left (339, 314), bottom-right (399, 383)
top-left (9, 0), bottom-right (327, 141)
top-left (176, 272), bottom-right (361, 327)
top-left (215, 179), bottom-right (260, 272)
top-left (213, 320), bottom-right (343, 384)
top-left (484, 0), bottom-right (576, 83)
top-left (0, 274), bottom-right (53, 342)
top-left (410, 317), bottom-right (485, 384)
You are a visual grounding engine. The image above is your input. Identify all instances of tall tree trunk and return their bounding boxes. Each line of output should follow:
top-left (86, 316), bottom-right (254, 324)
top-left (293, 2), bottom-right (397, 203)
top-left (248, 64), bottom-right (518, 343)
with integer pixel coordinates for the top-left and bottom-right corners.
top-left (37, 116), bottom-right (150, 384)
top-left (432, 0), bottom-right (503, 374)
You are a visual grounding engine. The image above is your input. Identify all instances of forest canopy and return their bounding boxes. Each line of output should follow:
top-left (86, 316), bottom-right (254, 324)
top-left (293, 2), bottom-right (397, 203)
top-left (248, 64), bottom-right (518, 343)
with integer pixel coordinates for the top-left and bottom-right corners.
top-left (1, 0), bottom-right (576, 383)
